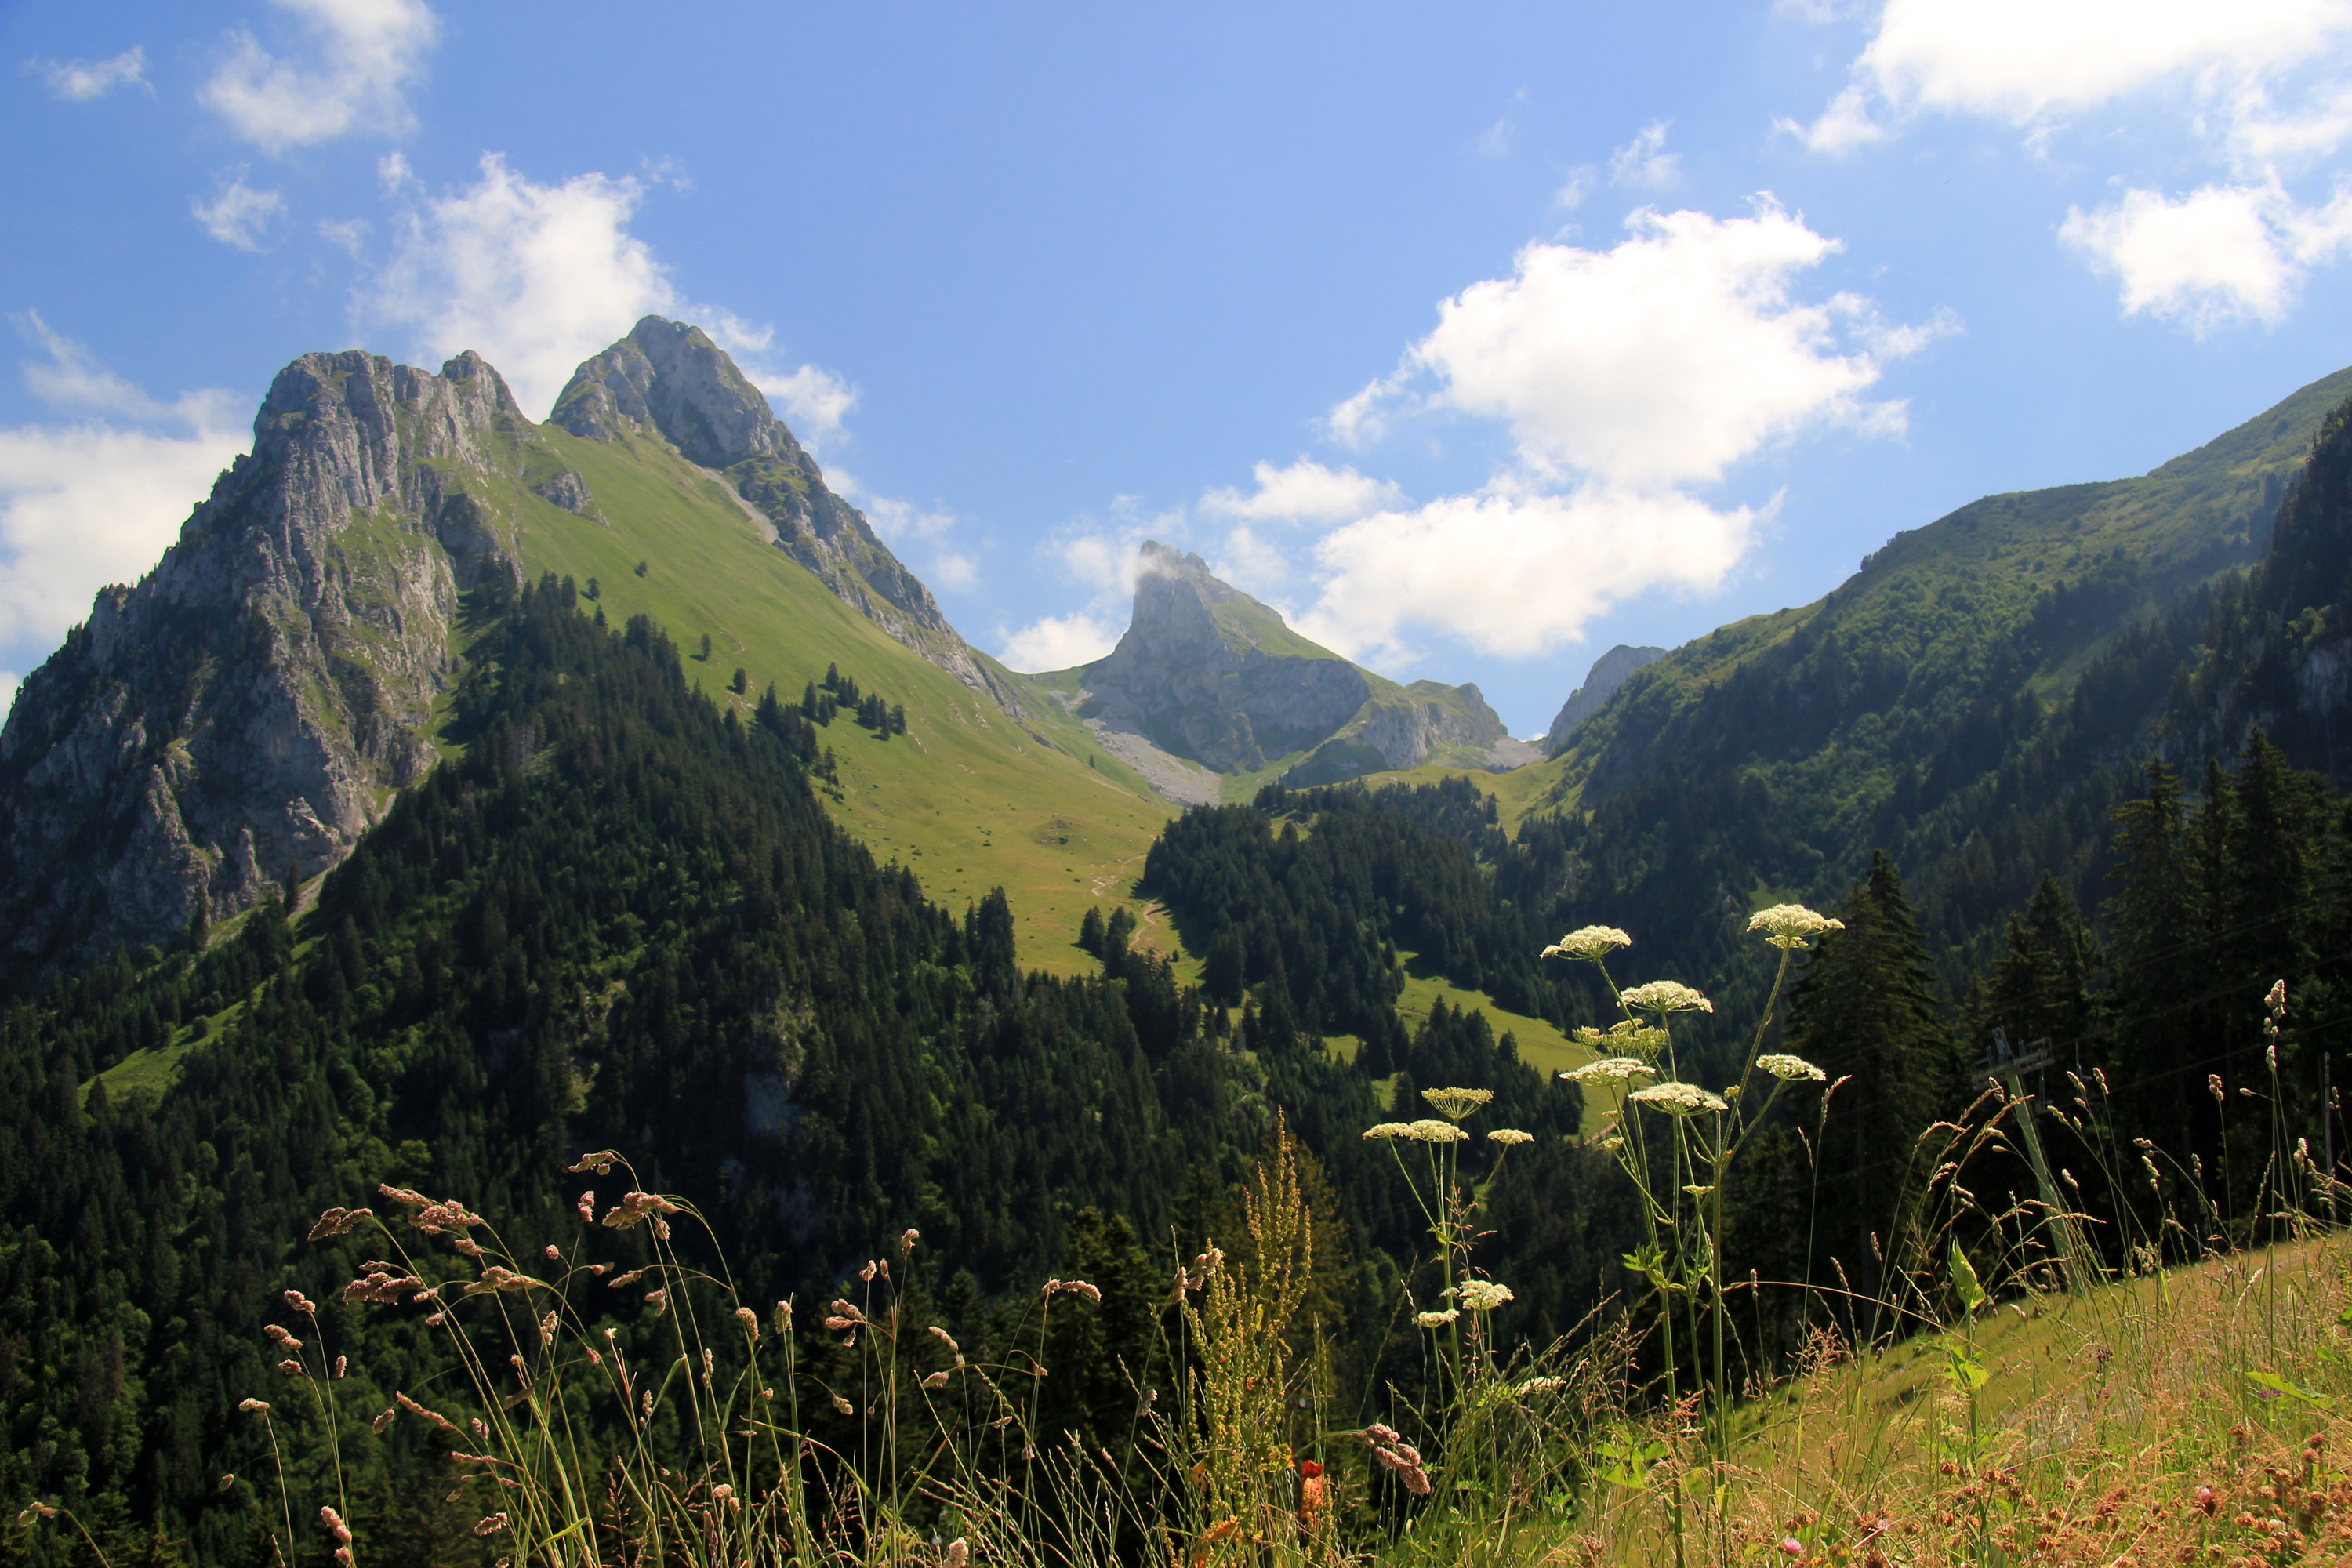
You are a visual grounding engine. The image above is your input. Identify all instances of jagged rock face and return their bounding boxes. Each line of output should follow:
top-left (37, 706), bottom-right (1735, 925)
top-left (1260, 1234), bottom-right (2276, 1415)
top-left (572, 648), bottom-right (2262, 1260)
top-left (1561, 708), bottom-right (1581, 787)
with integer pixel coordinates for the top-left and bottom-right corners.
top-left (1544, 644), bottom-right (1668, 754)
top-left (550, 316), bottom-right (1022, 713)
top-left (1080, 543), bottom-right (1370, 771)
top-left (0, 350), bottom-right (531, 977)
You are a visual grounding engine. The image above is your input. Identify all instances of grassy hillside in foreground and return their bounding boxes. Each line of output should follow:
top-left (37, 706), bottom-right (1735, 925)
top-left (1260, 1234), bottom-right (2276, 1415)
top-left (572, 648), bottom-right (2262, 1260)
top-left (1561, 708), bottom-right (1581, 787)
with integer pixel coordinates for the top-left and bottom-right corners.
top-left (477, 423), bottom-right (1182, 976)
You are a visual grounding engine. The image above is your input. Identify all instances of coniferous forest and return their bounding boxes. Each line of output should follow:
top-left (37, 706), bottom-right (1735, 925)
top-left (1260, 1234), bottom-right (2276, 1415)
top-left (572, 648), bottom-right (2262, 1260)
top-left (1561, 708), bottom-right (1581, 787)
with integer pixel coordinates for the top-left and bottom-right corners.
top-left (12, 387), bottom-right (2352, 1563)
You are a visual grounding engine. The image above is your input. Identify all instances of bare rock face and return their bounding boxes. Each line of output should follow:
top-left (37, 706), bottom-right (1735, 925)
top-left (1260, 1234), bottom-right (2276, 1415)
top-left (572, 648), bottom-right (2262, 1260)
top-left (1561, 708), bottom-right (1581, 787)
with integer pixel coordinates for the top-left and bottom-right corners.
top-left (1544, 644), bottom-right (1668, 755)
top-left (1078, 543), bottom-right (1370, 771)
top-left (0, 349), bottom-right (531, 978)
top-left (1070, 543), bottom-right (1506, 788)
top-left (551, 317), bottom-right (1023, 713)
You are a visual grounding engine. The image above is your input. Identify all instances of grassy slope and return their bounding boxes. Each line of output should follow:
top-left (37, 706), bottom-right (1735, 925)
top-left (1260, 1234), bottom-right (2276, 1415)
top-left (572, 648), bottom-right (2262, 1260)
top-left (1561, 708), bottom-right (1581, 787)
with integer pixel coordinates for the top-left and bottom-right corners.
top-left (483, 426), bottom-right (1181, 978)
top-left (1352, 366), bottom-right (2352, 851)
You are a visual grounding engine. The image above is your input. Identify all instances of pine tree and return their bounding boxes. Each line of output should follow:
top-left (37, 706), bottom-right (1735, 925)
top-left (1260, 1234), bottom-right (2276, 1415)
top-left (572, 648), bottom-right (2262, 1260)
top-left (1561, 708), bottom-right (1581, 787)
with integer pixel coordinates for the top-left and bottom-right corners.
top-left (1780, 850), bottom-right (1953, 1307)
top-left (1078, 905), bottom-right (1105, 956)
top-left (1985, 872), bottom-right (2100, 1057)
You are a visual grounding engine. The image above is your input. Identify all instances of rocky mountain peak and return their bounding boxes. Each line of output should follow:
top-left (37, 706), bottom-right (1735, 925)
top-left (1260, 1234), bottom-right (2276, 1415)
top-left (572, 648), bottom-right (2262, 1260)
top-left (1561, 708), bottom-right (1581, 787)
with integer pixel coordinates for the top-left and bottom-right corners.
top-left (1544, 644), bottom-right (1668, 754)
top-left (550, 316), bottom-right (796, 468)
top-left (550, 319), bottom-right (1023, 714)
top-left (0, 347), bottom-right (535, 978)
top-left (1060, 543), bottom-right (1513, 799)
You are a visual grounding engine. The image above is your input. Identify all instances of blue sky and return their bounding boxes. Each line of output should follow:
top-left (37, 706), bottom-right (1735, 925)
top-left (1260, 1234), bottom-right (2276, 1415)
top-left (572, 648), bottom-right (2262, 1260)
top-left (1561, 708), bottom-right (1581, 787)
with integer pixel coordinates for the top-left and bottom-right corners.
top-left (5, 2), bottom-right (2352, 735)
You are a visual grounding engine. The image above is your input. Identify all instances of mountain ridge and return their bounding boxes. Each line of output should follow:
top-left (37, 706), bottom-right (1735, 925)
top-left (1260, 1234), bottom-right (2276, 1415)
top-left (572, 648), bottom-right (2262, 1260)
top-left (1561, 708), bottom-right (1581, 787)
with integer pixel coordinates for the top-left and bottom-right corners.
top-left (1026, 540), bottom-right (1527, 803)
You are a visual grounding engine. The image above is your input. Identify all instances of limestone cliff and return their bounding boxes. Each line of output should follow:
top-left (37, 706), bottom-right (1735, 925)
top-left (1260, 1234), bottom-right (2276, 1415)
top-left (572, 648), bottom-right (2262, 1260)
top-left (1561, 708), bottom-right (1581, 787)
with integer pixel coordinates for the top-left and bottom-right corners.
top-left (550, 318), bottom-right (1022, 713)
top-left (0, 350), bottom-right (532, 977)
top-left (1060, 542), bottom-right (1508, 792)
top-left (1543, 644), bottom-right (1668, 755)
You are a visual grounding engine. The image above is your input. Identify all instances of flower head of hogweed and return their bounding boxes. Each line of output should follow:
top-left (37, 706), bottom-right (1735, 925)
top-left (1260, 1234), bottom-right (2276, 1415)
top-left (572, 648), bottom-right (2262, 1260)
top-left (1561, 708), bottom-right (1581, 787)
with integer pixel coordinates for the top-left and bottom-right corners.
top-left (1488, 1128), bottom-right (1533, 1145)
top-left (1746, 904), bottom-right (1844, 951)
top-left (1363, 1122), bottom-right (1414, 1140)
top-left (1421, 1086), bottom-right (1494, 1120)
top-left (1405, 1119), bottom-right (1469, 1142)
top-left (1566, 1057), bottom-right (1657, 1084)
top-left (1573, 1019), bottom-right (1671, 1058)
top-left (1457, 1279), bottom-right (1514, 1311)
top-left (1542, 926), bottom-right (1632, 962)
top-left (1414, 1308), bottom-right (1461, 1328)
top-left (1628, 1080), bottom-right (1729, 1116)
top-left (1619, 980), bottom-right (1714, 1015)
top-left (1755, 1053), bottom-right (1828, 1083)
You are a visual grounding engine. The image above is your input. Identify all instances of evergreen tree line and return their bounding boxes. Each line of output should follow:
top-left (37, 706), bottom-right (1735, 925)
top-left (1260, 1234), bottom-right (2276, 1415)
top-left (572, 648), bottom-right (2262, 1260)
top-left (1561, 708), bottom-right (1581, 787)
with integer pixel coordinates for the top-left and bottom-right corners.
top-left (0, 577), bottom-right (1644, 1566)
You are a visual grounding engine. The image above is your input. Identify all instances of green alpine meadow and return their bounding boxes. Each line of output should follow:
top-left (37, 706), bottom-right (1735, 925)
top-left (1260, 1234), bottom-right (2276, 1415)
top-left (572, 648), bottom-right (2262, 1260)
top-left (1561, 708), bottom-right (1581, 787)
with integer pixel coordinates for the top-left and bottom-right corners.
top-left (13, 313), bottom-right (2352, 1568)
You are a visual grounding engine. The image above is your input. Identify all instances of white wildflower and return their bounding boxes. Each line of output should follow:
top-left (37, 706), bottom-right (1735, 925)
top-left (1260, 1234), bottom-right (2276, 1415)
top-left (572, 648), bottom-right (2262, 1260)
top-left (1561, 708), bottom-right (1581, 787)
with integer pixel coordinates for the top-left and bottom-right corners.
top-left (1414, 1308), bottom-right (1460, 1328)
top-left (1542, 926), bottom-right (1632, 961)
top-left (1457, 1279), bottom-right (1514, 1311)
top-left (1566, 1058), bottom-right (1656, 1083)
top-left (1363, 1123), bottom-right (1414, 1140)
top-left (1421, 1086), bottom-right (1494, 1119)
top-left (1746, 904), bottom-right (1845, 950)
top-left (1628, 1081), bottom-right (1729, 1116)
top-left (1405, 1120), bottom-right (1469, 1143)
top-left (1619, 980), bottom-right (1713, 1014)
top-left (1573, 1019), bottom-right (1670, 1058)
top-left (1487, 1128), bottom-right (1533, 1145)
top-left (1755, 1053), bottom-right (1827, 1083)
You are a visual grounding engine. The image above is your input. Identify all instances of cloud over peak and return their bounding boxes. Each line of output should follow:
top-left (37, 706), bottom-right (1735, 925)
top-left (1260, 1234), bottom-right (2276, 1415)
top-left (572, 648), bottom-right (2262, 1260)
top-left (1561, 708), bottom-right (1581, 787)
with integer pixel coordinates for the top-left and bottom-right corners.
top-left (201, 0), bottom-right (440, 153)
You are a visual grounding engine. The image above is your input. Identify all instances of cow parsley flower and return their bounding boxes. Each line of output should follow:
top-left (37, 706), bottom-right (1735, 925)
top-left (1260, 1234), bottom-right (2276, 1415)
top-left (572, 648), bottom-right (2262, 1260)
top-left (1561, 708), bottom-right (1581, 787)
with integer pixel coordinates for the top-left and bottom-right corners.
top-left (1414, 1308), bottom-right (1460, 1328)
top-left (1421, 1087), bottom-right (1494, 1119)
top-left (1573, 1019), bottom-right (1671, 1058)
top-left (1457, 1280), bottom-right (1514, 1311)
top-left (1746, 904), bottom-right (1844, 950)
top-left (1619, 980), bottom-right (1713, 1014)
top-left (1487, 1128), bottom-right (1533, 1145)
top-left (1628, 1081), bottom-right (1728, 1116)
top-left (1541, 926), bottom-right (1632, 961)
top-left (1405, 1120), bottom-right (1468, 1143)
top-left (1363, 1123), bottom-right (1414, 1140)
top-left (1755, 1053), bottom-right (1827, 1082)
top-left (1565, 1058), bottom-right (1657, 1084)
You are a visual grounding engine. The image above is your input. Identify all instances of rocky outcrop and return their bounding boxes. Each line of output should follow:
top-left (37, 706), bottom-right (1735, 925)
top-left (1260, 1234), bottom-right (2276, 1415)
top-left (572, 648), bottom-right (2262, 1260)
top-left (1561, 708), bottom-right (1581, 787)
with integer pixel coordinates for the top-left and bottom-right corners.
top-left (1544, 644), bottom-right (1668, 754)
top-left (1076, 543), bottom-right (1369, 771)
top-left (551, 318), bottom-right (1022, 713)
top-left (1069, 543), bottom-right (1506, 789)
top-left (0, 350), bottom-right (533, 977)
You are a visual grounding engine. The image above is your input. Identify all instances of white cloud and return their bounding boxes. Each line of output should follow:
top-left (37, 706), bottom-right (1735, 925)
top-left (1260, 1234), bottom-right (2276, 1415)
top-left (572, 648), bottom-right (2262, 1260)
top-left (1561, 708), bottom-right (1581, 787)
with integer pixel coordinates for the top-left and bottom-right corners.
top-left (997, 612), bottom-right (1123, 672)
top-left (1835, 0), bottom-right (2350, 132)
top-left (1298, 481), bottom-right (1769, 662)
top-left (2060, 180), bottom-right (2352, 330)
top-left (996, 500), bottom-right (1185, 670)
top-left (1200, 459), bottom-right (1402, 523)
top-left (1553, 167), bottom-right (1597, 210)
top-left (360, 154), bottom-right (677, 416)
top-left (201, 0), bottom-right (439, 154)
top-left (931, 551), bottom-right (978, 592)
top-left (191, 175), bottom-right (285, 251)
top-left (29, 47), bottom-right (147, 101)
top-left (1786, 0), bottom-right (2352, 323)
top-left (1608, 121), bottom-right (1682, 189)
top-left (1407, 201), bottom-right (1910, 489)
top-left (0, 672), bottom-right (16, 717)
top-left (1275, 199), bottom-right (1933, 660)
top-left (317, 216), bottom-right (370, 255)
top-left (358, 154), bottom-right (855, 430)
top-left (0, 323), bottom-right (247, 653)
top-left (758, 364), bottom-right (859, 448)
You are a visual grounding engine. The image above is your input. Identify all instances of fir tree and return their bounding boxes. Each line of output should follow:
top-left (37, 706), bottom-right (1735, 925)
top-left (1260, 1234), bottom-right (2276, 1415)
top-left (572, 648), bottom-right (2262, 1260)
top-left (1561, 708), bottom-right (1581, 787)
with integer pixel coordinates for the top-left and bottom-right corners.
top-left (1779, 850), bottom-right (1952, 1310)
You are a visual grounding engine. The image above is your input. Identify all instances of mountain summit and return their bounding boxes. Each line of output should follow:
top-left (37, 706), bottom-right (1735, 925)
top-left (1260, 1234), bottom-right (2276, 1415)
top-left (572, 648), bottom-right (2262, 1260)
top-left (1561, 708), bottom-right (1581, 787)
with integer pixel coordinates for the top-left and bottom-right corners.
top-left (550, 318), bottom-right (1018, 709)
top-left (0, 320), bottom-right (1033, 978)
top-left (1040, 542), bottom-right (1529, 802)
